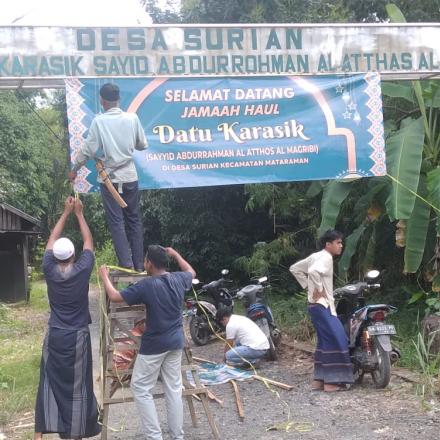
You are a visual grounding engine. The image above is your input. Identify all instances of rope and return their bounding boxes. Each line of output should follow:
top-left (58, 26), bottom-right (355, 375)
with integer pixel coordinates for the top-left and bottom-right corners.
top-left (386, 173), bottom-right (440, 213)
top-left (190, 286), bottom-right (313, 433)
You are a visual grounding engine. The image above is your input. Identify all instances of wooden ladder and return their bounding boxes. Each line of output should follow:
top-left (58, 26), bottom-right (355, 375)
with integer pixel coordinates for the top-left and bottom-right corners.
top-left (99, 271), bottom-right (221, 440)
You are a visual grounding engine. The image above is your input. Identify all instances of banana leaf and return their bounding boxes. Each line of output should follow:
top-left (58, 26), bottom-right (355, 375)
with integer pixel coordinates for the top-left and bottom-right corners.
top-left (427, 167), bottom-right (440, 234)
top-left (404, 175), bottom-right (431, 273)
top-left (318, 180), bottom-right (352, 235)
top-left (385, 116), bottom-right (425, 220)
top-left (338, 223), bottom-right (367, 276)
top-left (306, 180), bottom-right (326, 198)
top-left (381, 82), bottom-right (415, 104)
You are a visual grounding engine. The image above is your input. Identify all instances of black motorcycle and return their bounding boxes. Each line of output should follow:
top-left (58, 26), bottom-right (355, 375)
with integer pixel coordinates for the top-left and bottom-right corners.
top-left (334, 269), bottom-right (400, 388)
top-left (236, 276), bottom-right (281, 361)
top-left (186, 269), bottom-right (235, 346)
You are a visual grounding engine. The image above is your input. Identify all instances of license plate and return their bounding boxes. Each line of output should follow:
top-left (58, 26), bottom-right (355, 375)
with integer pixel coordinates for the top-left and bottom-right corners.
top-left (367, 324), bottom-right (396, 335)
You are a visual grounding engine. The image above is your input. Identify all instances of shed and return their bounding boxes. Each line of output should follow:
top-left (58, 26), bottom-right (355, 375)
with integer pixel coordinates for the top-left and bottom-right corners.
top-left (0, 203), bottom-right (40, 302)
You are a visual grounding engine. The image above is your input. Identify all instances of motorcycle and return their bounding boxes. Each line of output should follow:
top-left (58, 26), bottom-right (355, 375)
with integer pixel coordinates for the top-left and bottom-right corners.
top-left (186, 269), bottom-right (235, 346)
top-left (334, 269), bottom-right (400, 388)
top-left (236, 276), bottom-right (281, 361)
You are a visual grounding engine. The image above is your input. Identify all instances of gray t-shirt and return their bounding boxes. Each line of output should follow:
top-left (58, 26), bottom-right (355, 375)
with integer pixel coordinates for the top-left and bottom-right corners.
top-left (43, 250), bottom-right (94, 329)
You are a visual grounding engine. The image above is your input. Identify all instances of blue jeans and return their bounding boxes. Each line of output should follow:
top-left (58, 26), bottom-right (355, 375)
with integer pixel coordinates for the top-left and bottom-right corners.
top-left (100, 181), bottom-right (144, 270)
top-left (225, 344), bottom-right (268, 366)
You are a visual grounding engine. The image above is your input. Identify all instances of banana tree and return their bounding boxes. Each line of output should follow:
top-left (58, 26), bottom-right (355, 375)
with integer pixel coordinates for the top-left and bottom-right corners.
top-left (313, 4), bottom-right (440, 281)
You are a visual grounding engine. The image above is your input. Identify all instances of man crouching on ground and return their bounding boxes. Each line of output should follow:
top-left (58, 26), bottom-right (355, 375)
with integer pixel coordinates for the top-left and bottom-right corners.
top-left (217, 307), bottom-right (270, 368)
top-left (99, 245), bottom-right (195, 440)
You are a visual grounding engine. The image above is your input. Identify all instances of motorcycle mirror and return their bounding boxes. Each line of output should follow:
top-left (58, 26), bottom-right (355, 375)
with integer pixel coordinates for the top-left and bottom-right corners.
top-left (365, 270), bottom-right (380, 280)
top-left (221, 269), bottom-right (229, 276)
top-left (258, 276), bottom-right (268, 283)
top-left (192, 279), bottom-right (200, 285)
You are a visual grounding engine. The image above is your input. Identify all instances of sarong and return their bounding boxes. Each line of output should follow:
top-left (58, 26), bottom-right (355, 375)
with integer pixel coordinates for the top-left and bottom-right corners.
top-left (308, 304), bottom-right (354, 384)
top-left (35, 327), bottom-right (101, 439)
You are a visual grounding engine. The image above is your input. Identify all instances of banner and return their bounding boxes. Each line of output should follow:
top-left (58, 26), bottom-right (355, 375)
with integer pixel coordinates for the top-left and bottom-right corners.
top-left (1, 25), bottom-right (440, 78)
top-left (66, 73), bottom-right (385, 192)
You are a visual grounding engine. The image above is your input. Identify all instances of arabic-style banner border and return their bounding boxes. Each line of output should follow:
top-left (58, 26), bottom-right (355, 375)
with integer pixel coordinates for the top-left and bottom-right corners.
top-left (65, 73), bottom-right (385, 192)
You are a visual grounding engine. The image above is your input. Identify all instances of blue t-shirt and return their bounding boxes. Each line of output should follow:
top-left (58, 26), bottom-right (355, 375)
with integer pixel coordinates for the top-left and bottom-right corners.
top-left (121, 271), bottom-right (193, 355)
top-left (43, 249), bottom-right (94, 330)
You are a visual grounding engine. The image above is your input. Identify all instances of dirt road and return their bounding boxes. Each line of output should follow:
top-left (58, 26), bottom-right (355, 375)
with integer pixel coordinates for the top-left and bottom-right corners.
top-left (91, 291), bottom-right (440, 440)
top-left (8, 290), bottom-right (440, 439)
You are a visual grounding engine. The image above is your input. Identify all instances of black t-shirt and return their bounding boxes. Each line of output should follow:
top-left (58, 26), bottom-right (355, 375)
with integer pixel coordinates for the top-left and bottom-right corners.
top-left (43, 249), bottom-right (94, 329)
top-left (121, 271), bottom-right (193, 355)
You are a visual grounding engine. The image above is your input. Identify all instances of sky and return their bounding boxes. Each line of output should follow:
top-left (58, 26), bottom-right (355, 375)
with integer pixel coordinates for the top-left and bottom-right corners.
top-left (0, 0), bottom-right (153, 26)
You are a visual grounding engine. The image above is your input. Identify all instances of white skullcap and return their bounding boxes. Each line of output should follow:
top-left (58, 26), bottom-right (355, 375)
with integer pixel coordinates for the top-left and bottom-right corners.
top-left (53, 237), bottom-right (75, 261)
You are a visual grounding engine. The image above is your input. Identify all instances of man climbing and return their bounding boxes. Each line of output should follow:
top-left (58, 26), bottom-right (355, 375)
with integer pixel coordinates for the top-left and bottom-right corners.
top-left (34, 196), bottom-right (101, 439)
top-left (99, 245), bottom-right (195, 440)
top-left (69, 82), bottom-right (147, 272)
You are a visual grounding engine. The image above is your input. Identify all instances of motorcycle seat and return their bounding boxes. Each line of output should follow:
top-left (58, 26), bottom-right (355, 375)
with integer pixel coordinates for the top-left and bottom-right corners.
top-left (238, 285), bottom-right (263, 296)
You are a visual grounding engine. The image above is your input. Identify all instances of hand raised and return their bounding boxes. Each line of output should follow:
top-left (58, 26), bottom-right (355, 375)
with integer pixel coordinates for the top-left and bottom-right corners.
top-left (64, 196), bottom-right (75, 214)
top-left (74, 198), bottom-right (84, 215)
top-left (99, 265), bottom-right (109, 279)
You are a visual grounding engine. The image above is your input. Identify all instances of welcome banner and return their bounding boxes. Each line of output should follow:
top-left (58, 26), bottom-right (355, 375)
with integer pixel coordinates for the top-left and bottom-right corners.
top-left (66, 73), bottom-right (385, 192)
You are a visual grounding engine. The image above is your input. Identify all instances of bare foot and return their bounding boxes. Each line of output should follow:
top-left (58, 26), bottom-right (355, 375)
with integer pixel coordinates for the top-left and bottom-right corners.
top-left (311, 379), bottom-right (324, 391)
top-left (324, 383), bottom-right (348, 392)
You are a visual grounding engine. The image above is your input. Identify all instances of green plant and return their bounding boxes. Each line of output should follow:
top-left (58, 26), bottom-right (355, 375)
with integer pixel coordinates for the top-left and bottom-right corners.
top-left (412, 332), bottom-right (440, 398)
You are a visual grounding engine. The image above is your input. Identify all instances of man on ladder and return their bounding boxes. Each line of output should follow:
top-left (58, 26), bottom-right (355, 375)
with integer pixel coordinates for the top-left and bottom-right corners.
top-left (69, 82), bottom-right (147, 272)
top-left (99, 245), bottom-right (196, 440)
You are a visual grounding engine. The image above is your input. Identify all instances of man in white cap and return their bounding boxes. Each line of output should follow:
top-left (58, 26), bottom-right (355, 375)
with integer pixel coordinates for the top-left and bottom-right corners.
top-left (34, 196), bottom-right (101, 440)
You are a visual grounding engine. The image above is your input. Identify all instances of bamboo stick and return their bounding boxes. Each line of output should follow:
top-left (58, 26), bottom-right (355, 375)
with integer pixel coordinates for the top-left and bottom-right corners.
top-left (230, 380), bottom-right (245, 420)
top-left (253, 375), bottom-right (294, 390)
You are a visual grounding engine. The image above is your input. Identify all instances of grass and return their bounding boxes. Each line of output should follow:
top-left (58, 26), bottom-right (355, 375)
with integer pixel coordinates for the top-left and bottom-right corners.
top-left (267, 292), bottom-right (314, 341)
top-left (0, 282), bottom-right (48, 432)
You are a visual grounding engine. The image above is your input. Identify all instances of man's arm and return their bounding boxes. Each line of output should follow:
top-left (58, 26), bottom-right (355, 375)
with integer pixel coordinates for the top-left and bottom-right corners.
top-left (69, 120), bottom-right (101, 181)
top-left (166, 247), bottom-right (196, 279)
top-left (46, 197), bottom-right (74, 250)
top-left (289, 257), bottom-right (309, 289)
top-left (135, 116), bottom-right (148, 151)
top-left (99, 265), bottom-right (125, 302)
top-left (73, 198), bottom-right (93, 251)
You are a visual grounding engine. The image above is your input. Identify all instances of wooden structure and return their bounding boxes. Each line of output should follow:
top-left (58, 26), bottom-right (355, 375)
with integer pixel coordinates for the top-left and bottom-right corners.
top-left (99, 271), bottom-right (221, 440)
top-left (0, 203), bottom-right (40, 302)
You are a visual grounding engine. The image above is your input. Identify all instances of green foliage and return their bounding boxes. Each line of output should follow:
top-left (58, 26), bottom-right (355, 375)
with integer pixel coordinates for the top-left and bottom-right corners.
top-left (268, 292), bottom-right (313, 341)
top-left (0, 91), bottom-right (69, 223)
top-left (385, 117), bottom-right (425, 220)
top-left (0, 283), bottom-right (48, 426)
top-left (412, 332), bottom-right (440, 397)
top-left (318, 180), bottom-right (353, 234)
top-left (139, 185), bottom-right (274, 280)
top-left (403, 176), bottom-right (431, 272)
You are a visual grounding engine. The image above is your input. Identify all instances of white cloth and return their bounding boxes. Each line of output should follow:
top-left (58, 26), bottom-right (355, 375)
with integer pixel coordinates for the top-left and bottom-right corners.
top-left (289, 249), bottom-right (337, 316)
top-left (72, 107), bottom-right (147, 183)
top-left (226, 314), bottom-right (270, 350)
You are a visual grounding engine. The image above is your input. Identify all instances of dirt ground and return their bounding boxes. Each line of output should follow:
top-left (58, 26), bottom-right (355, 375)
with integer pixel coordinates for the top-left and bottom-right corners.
top-left (6, 290), bottom-right (440, 440)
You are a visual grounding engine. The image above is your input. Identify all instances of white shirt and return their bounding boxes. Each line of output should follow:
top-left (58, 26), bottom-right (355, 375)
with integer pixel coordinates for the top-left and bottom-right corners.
top-left (73, 107), bottom-right (147, 183)
top-left (289, 249), bottom-right (337, 316)
top-left (226, 314), bottom-right (270, 350)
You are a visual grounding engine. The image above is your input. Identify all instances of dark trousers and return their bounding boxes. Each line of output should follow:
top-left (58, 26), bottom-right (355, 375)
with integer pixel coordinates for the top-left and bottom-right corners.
top-left (100, 181), bottom-right (144, 271)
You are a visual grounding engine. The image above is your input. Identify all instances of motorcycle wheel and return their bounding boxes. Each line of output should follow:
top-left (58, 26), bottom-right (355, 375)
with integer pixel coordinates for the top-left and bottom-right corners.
top-left (268, 336), bottom-right (278, 361)
top-left (189, 315), bottom-right (211, 346)
top-left (371, 338), bottom-right (391, 388)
